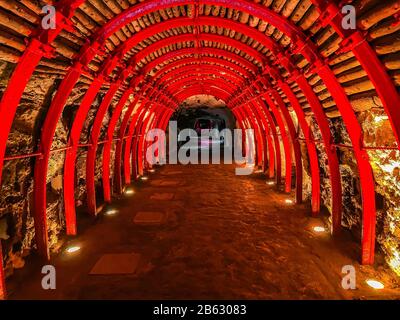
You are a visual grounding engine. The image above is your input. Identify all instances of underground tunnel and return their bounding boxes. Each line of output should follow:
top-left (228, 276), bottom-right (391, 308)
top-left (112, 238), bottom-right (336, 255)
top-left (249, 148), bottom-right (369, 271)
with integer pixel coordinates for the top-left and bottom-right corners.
top-left (0, 0), bottom-right (399, 301)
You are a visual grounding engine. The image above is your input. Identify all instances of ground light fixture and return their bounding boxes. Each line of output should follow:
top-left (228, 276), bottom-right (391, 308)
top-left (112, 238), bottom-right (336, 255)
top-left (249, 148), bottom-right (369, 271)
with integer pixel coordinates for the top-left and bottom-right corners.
top-left (105, 208), bottom-right (118, 216)
top-left (366, 279), bottom-right (385, 289)
top-left (66, 246), bottom-right (81, 254)
top-left (124, 188), bottom-right (135, 196)
top-left (313, 226), bottom-right (326, 233)
top-left (285, 199), bottom-right (294, 204)
top-left (141, 176), bottom-right (149, 181)
top-left (266, 181), bottom-right (274, 185)
top-left (149, 169), bottom-right (156, 173)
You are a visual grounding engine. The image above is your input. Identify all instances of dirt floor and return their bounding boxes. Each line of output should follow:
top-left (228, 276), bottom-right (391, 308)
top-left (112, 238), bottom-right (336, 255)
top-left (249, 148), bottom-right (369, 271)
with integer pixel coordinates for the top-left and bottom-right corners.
top-left (6, 164), bottom-right (400, 299)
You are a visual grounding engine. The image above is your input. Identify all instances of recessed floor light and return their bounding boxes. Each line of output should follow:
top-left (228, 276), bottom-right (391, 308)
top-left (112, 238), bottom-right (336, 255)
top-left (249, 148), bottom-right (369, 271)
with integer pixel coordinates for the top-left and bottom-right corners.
top-left (141, 176), bottom-right (149, 181)
top-left (125, 188), bottom-right (135, 196)
top-left (313, 226), bottom-right (326, 233)
top-left (285, 199), bottom-right (293, 204)
top-left (149, 169), bottom-right (156, 173)
top-left (105, 208), bottom-right (118, 216)
top-left (267, 181), bottom-right (274, 185)
top-left (366, 279), bottom-right (384, 289)
top-left (66, 246), bottom-right (81, 254)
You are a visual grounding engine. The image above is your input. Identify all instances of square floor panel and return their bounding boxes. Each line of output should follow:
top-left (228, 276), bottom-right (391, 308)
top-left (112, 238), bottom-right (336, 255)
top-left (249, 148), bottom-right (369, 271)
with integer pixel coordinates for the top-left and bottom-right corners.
top-left (133, 211), bottom-right (166, 225)
top-left (89, 253), bottom-right (141, 275)
top-left (150, 193), bottom-right (175, 201)
top-left (150, 180), bottom-right (181, 187)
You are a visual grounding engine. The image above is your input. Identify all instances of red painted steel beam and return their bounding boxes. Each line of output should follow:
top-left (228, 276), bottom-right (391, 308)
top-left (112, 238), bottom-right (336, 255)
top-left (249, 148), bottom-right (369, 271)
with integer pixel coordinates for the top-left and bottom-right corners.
top-left (241, 104), bottom-right (265, 167)
top-left (279, 73), bottom-right (342, 230)
top-left (163, 74), bottom-right (240, 91)
top-left (131, 104), bottom-right (157, 180)
top-left (316, 64), bottom-right (377, 265)
top-left (137, 105), bottom-right (163, 176)
top-left (124, 104), bottom-right (150, 185)
top-left (233, 107), bottom-right (248, 157)
top-left (268, 88), bottom-right (303, 203)
top-left (86, 81), bottom-right (126, 216)
top-left (173, 84), bottom-right (233, 102)
top-left (244, 95), bottom-right (275, 177)
top-left (115, 98), bottom-right (145, 192)
top-left (277, 81), bottom-right (319, 211)
top-left (152, 58), bottom-right (253, 81)
top-left (0, 0), bottom-right (84, 191)
top-left (132, 33), bottom-right (267, 67)
top-left (165, 78), bottom-right (238, 95)
top-left (158, 67), bottom-right (245, 88)
top-left (263, 91), bottom-right (293, 193)
top-left (311, 0), bottom-right (400, 149)
top-left (63, 77), bottom-right (104, 235)
top-left (243, 98), bottom-right (283, 187)
top-left (142, 48), bottom-right (259, 76)
top-left (102, 88), bottom-right (135, 204)
top-left (147, 107), bottom-right (168, 165)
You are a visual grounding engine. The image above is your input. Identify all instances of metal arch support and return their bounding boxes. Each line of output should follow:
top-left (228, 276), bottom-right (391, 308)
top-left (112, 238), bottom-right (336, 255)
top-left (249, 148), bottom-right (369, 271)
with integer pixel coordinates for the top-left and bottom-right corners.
top-left (102, 89), bottom-right (135, 204)
top-left (242, 97), bottom-right (276, 178)
top-left (33, 64), bottom-right (86, 259)
top-left (152, 58), bottom-right (253, 81)
top-left (159, 68), bottom-right (246, 88)
top-left (268, 87), bottom-right (303, 203)
top-left (86, 82), bottom-right (121, 216)
top-left (174, 85), bottom-right (232, 102)
top-left (241, 102), bottom-right (267, 167)
top-left (316, 64), bottom-right (377, 265)
top-left (164, 75), bottom-right (240, 92)
top-left (131, 104), bottom-right (157, 180)
top-left (278, 81), bottom-right (320, 214)
top-left (252, 98), bottom-right (283, 188)
top-left (239, 105), bottom-right (263, 167)
top-left (63, 76), bottom-right (104, 235)
top-left (124, 103), bottom-right (150, 185)
top-left (284, 74), bottom-right (342, 234)
top-left (0, 0), bottom-right (84, 189)
top-left (137, 105), bottom-right (164, 176)
top-left (132, 33), bottom-right (266, 67)
top-left (232, 107), bottom-right (248, 157)
top-left (158, 110), bottom-right (174, 163)
top-left (262, 91), bottom-right (293, 194)
top-left (311, 0), bottom-right (400, 149)
top-left (114, 97), bottom-right (144, 195)
top-left (165, 79), bottom-right (238, 96)
top-left (142, 48), bottom-right (259, 76)
top-left (147, 106), bottom-right (169, 165)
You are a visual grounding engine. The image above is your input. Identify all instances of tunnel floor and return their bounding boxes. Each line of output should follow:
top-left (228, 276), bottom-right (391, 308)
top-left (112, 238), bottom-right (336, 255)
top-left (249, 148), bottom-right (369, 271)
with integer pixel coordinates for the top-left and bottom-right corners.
top-left (7, 164), bottom-right (400, 300)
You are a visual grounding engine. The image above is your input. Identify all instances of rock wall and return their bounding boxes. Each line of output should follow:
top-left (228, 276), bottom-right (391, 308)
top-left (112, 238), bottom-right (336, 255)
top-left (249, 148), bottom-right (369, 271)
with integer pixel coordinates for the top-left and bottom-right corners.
top-left (0, 60), bottom-right (119, 276)
top-left (297, 107), bottom-right (400, 276)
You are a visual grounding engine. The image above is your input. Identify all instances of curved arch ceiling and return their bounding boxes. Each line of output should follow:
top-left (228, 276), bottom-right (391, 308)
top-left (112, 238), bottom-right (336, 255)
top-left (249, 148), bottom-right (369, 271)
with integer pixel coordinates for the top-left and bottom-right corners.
top-left (0, 0), bottom-right (399, 299)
